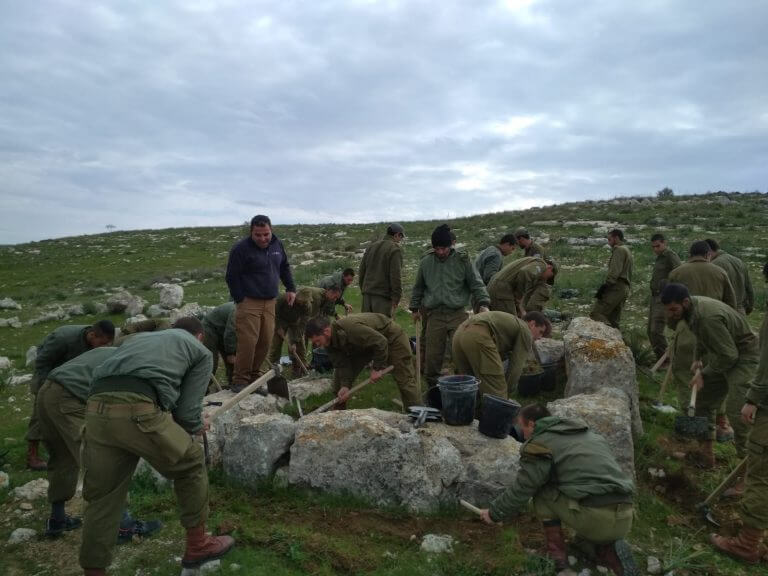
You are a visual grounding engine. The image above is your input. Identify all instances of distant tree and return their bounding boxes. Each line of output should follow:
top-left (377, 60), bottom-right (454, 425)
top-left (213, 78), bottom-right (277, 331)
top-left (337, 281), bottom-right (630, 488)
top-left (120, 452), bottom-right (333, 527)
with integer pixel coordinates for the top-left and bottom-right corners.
top-left (657, 187), bottom-right (674, 199)
top-left (105, 224), bottom-right (116, 231)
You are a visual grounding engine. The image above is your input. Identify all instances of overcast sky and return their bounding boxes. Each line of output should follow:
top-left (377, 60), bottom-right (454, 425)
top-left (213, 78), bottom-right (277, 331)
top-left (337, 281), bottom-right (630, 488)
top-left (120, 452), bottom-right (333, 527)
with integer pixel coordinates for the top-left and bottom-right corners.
top-left (1, 1), bottom-right (766, 244)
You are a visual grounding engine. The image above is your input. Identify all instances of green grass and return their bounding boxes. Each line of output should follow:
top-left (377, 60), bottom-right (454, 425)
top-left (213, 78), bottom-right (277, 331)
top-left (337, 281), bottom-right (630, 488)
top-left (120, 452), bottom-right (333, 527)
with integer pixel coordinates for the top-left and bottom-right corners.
top-left (2, 191), bottom-right (768, 574)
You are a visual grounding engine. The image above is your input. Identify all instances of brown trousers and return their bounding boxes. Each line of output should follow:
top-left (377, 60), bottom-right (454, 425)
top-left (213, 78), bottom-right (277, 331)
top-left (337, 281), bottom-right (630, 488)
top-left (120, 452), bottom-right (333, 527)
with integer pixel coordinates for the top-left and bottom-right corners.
top-left (233, 298), bottom-right (276, 388)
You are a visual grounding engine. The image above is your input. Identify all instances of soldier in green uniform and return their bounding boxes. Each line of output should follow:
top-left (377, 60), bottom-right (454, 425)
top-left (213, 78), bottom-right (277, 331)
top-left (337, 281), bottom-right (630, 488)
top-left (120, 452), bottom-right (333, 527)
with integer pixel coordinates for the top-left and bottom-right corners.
top-left (478, 404), bottom-right (637, 575)
top-left (488, 256), bottom-right (556, 316)
top-left (452, 311), bottom-right (550, 399)
top-left (661, 284), bottom-right (759, 469)
top-left (410, 224), bottom-right (490, 389)
top-left (358, 223), bottom-right (404, 317)
top-left (202, 302), bottom-right (236, 387)
top-left (78, 318), bottom-right (234, 575)
top-left (591, 229), bottom-right (634, 329)
top-left (267, 286), bottom-right (341, 375)
top-left (37, 346), bottom-right (161, 543)
top-left (514, 227), bottom-right (545, 258)
top-left (710, 262), bottom-right (768, 563)
top-left (304, 313), bottom-right (420, 409)
top-left (26, 320), bottom-right (115, 470)
top-left (706, 238), bottom-right (754, 315)
top-left (318, 268), bottom-right (355, 317)
top-left (474, 234), bottom-right (517, 285)
top-left (668, 240), bottom-right (738, 444)
top-left (647, 233), bottom-right (681, 360)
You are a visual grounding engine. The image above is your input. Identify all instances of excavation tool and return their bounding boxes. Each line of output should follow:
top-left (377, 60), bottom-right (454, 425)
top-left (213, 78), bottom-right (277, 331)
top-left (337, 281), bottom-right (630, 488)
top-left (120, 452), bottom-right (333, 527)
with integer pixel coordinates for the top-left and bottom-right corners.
top-left (309, 366), bottom-right (394, 415)
top-left (695, 457), bottom-right (749, 526)
top-left (407, 405), bottom-right (441, 428)
top-left (291, 347), bottom-right (312, 376)
top-left (650, 365), bottom-right (676, 413)
top-left (210, 374), bottom-right (223, 392)
top-left (208, 366), bottom-right (284, 423)
top-left (202, 432), bottom-right (211, 467)
top-left (674, 370), bottom-right (710, 439)
top-left (650, 350), bottom-right (669, 374)
top-left (459, 499), bottom-right (484, 517)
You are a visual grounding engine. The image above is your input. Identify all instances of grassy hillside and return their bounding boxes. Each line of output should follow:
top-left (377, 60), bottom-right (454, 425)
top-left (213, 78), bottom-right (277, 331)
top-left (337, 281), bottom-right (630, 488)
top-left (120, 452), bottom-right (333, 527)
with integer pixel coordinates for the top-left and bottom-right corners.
top-left (1, 191), bottom-right (766, 575)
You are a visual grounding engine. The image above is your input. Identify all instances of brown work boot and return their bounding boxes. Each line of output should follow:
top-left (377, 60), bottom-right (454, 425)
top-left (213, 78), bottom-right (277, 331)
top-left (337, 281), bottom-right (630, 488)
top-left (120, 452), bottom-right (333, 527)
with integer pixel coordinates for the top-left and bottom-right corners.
top-left (710, 526), bottom-right (764, 564)
top-left (26, 440), bottom-right (47, 471)
top-left (716, 415), bottom-right (734, 443)
top-left (595, 540), bottom-right (639, 576)
top-left (181, 523), bottom-right (235, 568)
top-left (723, 478), bottom-right (746, 498)
top-left (542, 521), bottom-right (568, 571)
top-left (697, 439), bottom-right (716, 469)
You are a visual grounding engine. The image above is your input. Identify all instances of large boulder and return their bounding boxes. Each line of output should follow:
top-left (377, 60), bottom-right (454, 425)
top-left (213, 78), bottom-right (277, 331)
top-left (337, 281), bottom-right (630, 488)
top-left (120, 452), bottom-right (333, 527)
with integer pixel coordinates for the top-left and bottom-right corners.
top-left (288, 375), bottom-right (334, 401)
top-left (548, 388), bottom-right (635, 478)
top-left (563, 317), bottom-right (643, 436)
top-left (146, 304), bottom-right (169, 318)
top-left (288, 409), bottom-right (521, 512)
top-left (106, 290), bottom-right (134, 313)
top-left (535, 338), bottom-right (565, 365)
top-left (224, 414), bottom-right (297, 483)
top-left (159, 284), bottom-right (184, 309)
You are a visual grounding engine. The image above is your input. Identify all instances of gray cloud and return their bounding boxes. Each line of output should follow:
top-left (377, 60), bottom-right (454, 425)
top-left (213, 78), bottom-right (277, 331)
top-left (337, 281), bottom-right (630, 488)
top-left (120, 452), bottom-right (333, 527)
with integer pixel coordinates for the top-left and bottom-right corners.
top-left (0, 0), bottom-right (766, 242)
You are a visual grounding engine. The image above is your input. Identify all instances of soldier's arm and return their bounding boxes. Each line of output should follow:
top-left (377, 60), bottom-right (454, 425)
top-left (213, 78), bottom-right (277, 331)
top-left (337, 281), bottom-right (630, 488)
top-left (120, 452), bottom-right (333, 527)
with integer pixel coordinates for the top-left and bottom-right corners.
top-left (349, 323), bottom-right (390, 369)
top-left (279, 243), bottom-right (297, 293)
top-left (699, 318), bottom-right (740, 380)
top-left (358, 250), bottom-right (368, 288)
top-left (225, 245), bottom-right (245, 303)
top-left (506, 330), bottom-right (532, 388)
top-left (34, 331), bottom-right (66, 383)
top-left (489, 442), bottom-right (553, 521)
top-left (466, 259), bottom-right (491, 307)
top-left (330, 352), bottom-right (356, 390)
top-left (722, 277), bottom-right (738, 310)
top-left (409, 262), bottom-right (426, 311)
top-left (668, 251), bottom-right (682, 270)
top-left (484, 252), bottom-right (502, 285)
top-left (390, 248), bottom-right (403, 305)
top-left (174, 350), bottom-right (213, 434)
top-left (223, 310), bottom-right (237, 355)
top-left (605, 250), bottom-right (625, 284)
top-left (743, 268), bottom-right (754, 314)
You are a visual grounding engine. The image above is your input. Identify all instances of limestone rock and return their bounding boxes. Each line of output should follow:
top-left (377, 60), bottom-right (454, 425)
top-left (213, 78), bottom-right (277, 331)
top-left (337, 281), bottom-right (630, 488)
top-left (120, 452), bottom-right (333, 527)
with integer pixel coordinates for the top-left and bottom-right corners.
top-left (0, 297), bottom-right (21, 310)
top-left (106, 290), bottom-right (134, 313)
top-left (159, 284), bottom-right (184, 309)
top-left (224, 414), bottom-right (297, 483)
top-left (288, 409), bottom-right (521, 511)
top-left (26, 346), bottom-right (37, 367)
top-left (0, 316), bottom-right (22, 328)
top-left (66, 304), bottom-right (86, 316)
top-left (420, 534), bottom-right (454, 554)
top-left (27, 306), bottom-right (69, 325)
top-left (548, 389), bottom-right (635, 478)
top-left (7, 528), bottom-right (37, 544)
top-left (535, 338), bottom-right (565, 365)
top-left (647, 556), bottom-right (662, 575)
top-left (0, 470), bottom-right (9, 490)
top-left (288, 375), bottom-right (334, 401)
top-left (125, 296), bottom-right (146, 317)
top-left (11, 478), bottom-right (49, 500)
top-left (125, 314), bottom-right (149, 325)
top-left (0, 356), bottom-right (11, 371)
top-left (563, 317), bottom-right (642, 437)
top-left (146, 304), bottom-right (169, 318)
top-left (8, 374), bottom-right (33, 387)
top-left (170, 302), bottom-right (204, 323)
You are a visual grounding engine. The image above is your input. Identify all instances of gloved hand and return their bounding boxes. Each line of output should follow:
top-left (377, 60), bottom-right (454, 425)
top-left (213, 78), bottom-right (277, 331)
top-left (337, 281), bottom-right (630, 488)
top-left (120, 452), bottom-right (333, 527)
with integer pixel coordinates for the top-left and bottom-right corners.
top-left (595, 284), bottom-right (608, 299)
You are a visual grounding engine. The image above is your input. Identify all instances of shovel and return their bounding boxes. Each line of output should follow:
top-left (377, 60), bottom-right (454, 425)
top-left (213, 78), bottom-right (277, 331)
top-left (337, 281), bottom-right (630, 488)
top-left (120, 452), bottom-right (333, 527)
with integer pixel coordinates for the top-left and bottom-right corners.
top-left (459, 499), bottom-right (484, 517)
top-left (695, 456), bottom-right (749, 526)
top-left (309, 365), bottom-right (394, 415)
top-left (208, 365), bottom-right (282, 423)
top-left (651, 365), bottom-right (676, 413)
top-left (674, 371), bottom-right (710, 439)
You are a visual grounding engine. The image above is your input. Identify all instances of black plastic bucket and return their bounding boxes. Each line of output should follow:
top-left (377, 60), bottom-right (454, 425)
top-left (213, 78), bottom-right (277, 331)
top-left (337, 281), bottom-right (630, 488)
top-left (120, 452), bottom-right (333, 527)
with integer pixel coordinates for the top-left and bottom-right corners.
top-left (479, 395), bottom-right (521, 438)
top-left (438, 375), bottom-right (479, 426)
top-left (518, 363), bottom-right (558, 396)
top-left (311, 348), bottom-right (334, 373)
top-left (426, 385), bottom-right (443, 409)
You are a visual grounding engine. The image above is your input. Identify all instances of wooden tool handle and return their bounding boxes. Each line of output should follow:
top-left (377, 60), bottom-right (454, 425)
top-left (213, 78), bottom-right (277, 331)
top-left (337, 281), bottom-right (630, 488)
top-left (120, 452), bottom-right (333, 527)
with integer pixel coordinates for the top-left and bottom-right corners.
top-left (313, 366), bottom-right (394, 414)
top-left (210, 368), bottom-right (277, 422)
top-left (651, 351), bottom-right (669, 373)
top-left (210, 374), bottom-right (223, 392)
top-left (459, 499), bottom-right (483, 516)
top-left (688, 373), bottom-right (699, 417)
top-left (703, 457), bottom-right (748, 506)
top-left (657, 365), bottom-right (672, 403)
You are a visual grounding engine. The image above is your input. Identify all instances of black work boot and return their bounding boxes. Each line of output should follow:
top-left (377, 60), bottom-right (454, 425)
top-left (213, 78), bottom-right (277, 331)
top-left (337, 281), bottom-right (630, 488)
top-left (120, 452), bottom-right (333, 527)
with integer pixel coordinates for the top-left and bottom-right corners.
top-left (44, 515), bottom-right (82, 538)
top-left (117, 513), bottom-right (164, 544)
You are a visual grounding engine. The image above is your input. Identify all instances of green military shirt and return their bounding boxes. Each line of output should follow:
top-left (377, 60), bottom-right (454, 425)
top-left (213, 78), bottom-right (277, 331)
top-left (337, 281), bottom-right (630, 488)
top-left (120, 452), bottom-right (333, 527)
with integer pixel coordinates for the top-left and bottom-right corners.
top-left (318, 270), bottom-right (349, 308)
top-left (326, 313), bottom-right (401, 388)
top-left (48, 347), bottom-right (116, 403)
top-left (668, 256), bottom-right (737, 309)
top-left (746, 306), bottom-right (768, 406)
top-left (275, 286), bottom-right (329, 328)
top-left (524, 241), bottom-right (544, 258)
top-left (358, 236), bottom-right (403, 303)
top-left (202, 302), bottom-right (236, 355)
top-left (687, 296), bottom-right (759, 384)
top-left (489, 417), bottom-right (634, 521)
top-left (467, 311), bottom-right (533, 387)
top-left (410, 249), bottom-right (490, 311)
top-left (474, 245), bottom-right (503, 285)
top-left (711, 251), bottom-right (754, 313)
top-left (90, 329), bottom-right (212, 434)
top-left (604, 243), bottom-right (633, 286)
top-left (488, 257), bottom-right (545, 302)
top-left (650, 248), bottom-right (682, 296)
top-left (35, 324), bottom-right (92, 386)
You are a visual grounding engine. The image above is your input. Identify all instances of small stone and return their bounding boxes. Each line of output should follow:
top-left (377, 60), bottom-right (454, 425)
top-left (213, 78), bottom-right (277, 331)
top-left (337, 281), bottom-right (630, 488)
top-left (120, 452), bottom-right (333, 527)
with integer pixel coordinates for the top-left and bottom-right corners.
top-left (229, 565), bottom-right (241, 572)
top-left (596, 566), bottom-right (608, 575)
top-left (200, 560), bottom-right (221, 574)
top-left (420, 533), bottom-right (454, 554)
top-left (11, 478), bottom-right (49, 500)
top-left (19, 502), bottom-right (33, 511)
top-left (8, 374), bottom-right (33, 387)
top-left (647, 555), bottom-right (662, 575)
top-left (0, 356), bottom-right (11, 371)
top-left (568, 555), bottom-right (578, 566)
top-left (0, 471), bottom-right (9, 490)
top-left (672, 451), bottom-right (686, 460)
top-left (577, 569), bottom-right (592, 576)
top-left (7, 527), bottom-right (37, 544)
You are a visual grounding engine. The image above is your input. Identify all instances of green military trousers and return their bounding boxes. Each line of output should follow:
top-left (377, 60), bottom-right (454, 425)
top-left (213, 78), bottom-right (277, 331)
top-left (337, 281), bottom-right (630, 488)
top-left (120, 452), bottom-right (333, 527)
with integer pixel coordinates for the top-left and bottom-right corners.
top-left (742, 408), bottom-right (768, 529)
top-left (362, 293), bottom-right (393, 317)
top-left (647, 296), bottom-right (668, 360)
top-left (533, 487), bottom-right (634, 544)
top-left (79, 395), bottom-right (208, 570)
top-left (424, 307), bottom-right (468, 387)
top-left (670, 321), bottom-right (727, 441)
top-left (452, 322), bottom-right (507, 399)
top-left (722, 362), bottom-right (758, 458)
top-left (37, 380), bottom-right (84, 504)
top-left (590, 282), bottom-right (630, 329)
top-left (203, 327), bottom-right (234, 388)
